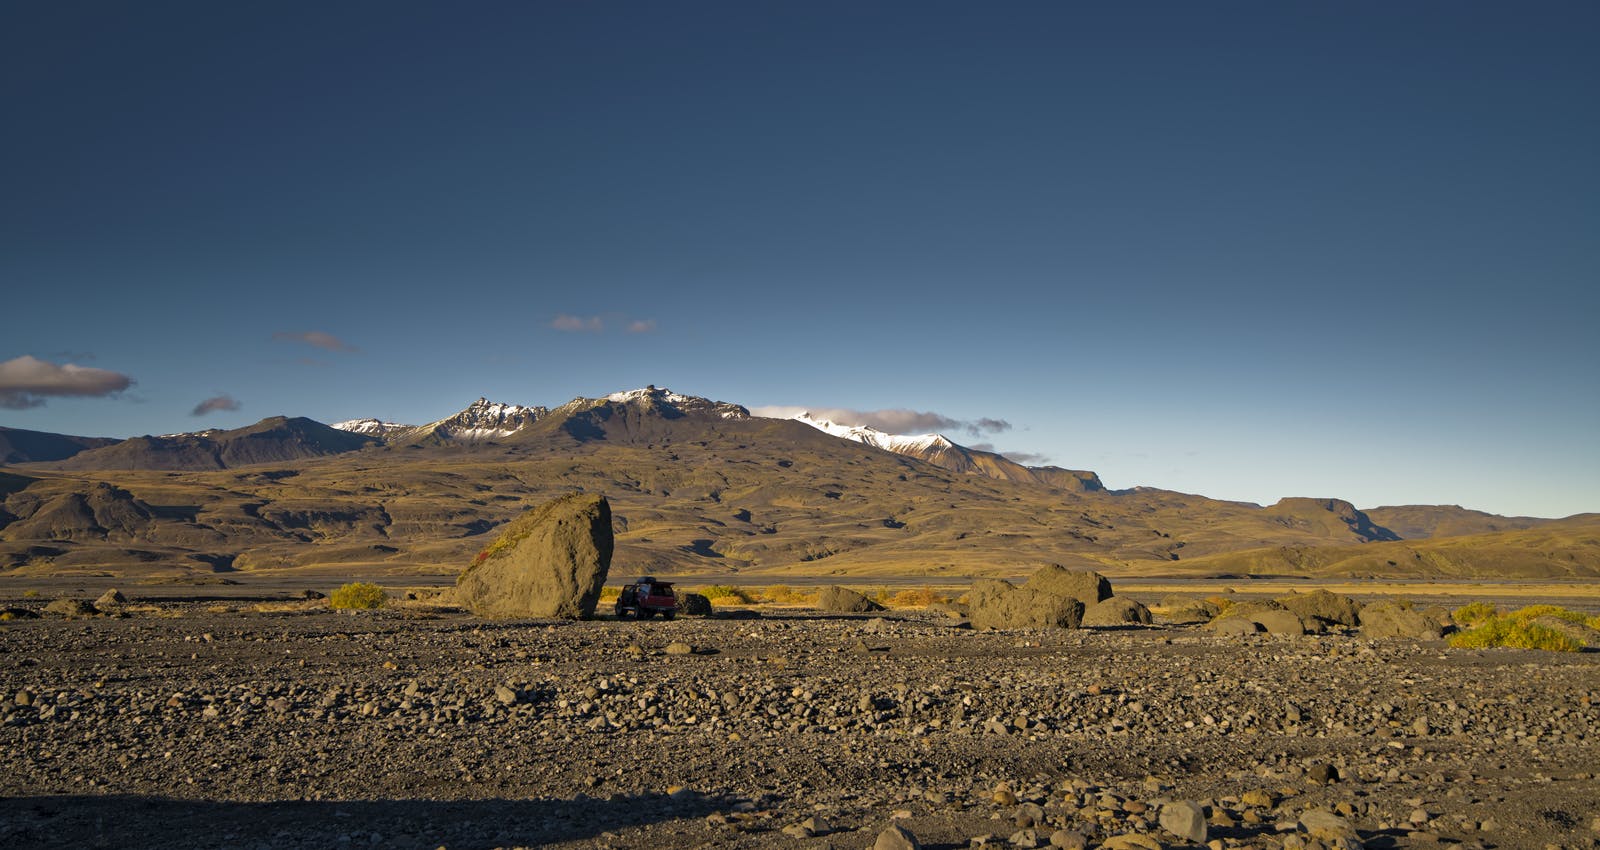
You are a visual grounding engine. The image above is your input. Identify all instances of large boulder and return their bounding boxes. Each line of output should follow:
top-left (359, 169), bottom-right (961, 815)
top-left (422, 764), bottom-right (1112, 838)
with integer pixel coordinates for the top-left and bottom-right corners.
top-left (1210, 601), bottom-right (1305, 635)
top-left (1023, 565), bottom-right (1112, 605)
top-left (453, 493), bottom-right (612, 619)
top-left (817, 586), bottom-right (884, 613)
top-left (1275, 589), bottom-right (1360, 629)
top-left (1082, 596), bottom-right (1153, 627)
top-left (1360, 600), bottom-right (1446, 639)
top-left (967, 568), bottom-right (1097, 631)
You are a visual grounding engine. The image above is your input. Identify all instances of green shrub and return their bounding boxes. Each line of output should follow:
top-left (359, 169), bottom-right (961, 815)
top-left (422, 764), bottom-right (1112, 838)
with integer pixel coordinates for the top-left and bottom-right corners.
top-left (1452, 601), bottom-right (1499, 626)
top-left (599, 586), bottom-right (621, 602)
top-left (329, 582), bottom-right (387, 610)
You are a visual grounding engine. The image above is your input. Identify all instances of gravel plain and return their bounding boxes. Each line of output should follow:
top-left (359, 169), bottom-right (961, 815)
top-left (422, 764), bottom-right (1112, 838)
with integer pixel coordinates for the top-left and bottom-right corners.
top-left (3, 601), bottom-right (1599, 850)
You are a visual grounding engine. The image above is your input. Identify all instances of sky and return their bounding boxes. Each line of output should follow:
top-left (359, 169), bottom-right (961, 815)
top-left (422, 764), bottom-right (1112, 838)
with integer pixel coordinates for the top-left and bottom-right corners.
top-left (3, 1), bottom-right (1596, 518)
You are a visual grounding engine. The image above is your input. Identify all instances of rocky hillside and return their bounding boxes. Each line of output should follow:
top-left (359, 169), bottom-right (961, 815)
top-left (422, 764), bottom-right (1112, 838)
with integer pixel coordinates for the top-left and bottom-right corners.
top-left (0, 426), bottom-right (118, 464)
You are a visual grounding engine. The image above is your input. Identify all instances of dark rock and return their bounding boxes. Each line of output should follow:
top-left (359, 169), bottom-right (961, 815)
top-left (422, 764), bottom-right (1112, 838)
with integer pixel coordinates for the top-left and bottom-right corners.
top-left (680, 593), bottom-right (713, 616)
top-left (453, 493), bottom-right (612, 619)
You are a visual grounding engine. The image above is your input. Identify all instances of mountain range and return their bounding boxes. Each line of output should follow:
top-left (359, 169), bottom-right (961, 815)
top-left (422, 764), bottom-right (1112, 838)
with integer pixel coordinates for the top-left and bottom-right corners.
top-left (2, 386), bottom-right (1595, 581)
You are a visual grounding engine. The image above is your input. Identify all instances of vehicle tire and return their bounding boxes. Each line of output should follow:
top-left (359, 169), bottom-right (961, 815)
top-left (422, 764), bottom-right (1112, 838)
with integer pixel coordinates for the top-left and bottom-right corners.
top-left (639, 608), bottom-right (655, 620)
top-left (662, 611), bottom-right (676, 621)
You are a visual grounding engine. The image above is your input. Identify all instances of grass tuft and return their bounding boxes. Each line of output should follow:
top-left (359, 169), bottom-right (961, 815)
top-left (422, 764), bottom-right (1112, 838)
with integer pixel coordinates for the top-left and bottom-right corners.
top-left (329, 582), bottom-right (387, 610)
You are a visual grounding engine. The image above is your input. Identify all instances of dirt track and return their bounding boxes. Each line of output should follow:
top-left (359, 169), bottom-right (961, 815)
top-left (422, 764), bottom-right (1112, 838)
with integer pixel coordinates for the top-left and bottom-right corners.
top-left (3, 603), bottom-right (1598, 849)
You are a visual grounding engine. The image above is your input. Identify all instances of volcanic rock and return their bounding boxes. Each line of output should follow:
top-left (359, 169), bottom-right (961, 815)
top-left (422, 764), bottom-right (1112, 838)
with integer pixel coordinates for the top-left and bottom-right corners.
top-left (1276, 589), bottom-right (1361, 628)
top-left (1360, 600), bottom-right (1446, 639)
top-left (1082, 596), bottom-right (1153, 627)
top-left (817, 586), bottom-right (884, 614)
top-left (453, 493), bottom-right (612, 619)
top-left (1023, 565), bottom-right (1112, 605)
top-left (680, 593), bottom-right (713, 616)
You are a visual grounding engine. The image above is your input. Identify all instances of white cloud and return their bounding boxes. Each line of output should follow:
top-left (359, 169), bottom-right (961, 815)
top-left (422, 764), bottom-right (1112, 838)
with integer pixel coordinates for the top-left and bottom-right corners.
top-left (551, 314), bottom-right (604, 332)
top-left (273, 331), bottom-right (357, 352)
top-left (626, 319), bottom-right (657, 333)
top-left (0, 355), bottom-right (134, 409)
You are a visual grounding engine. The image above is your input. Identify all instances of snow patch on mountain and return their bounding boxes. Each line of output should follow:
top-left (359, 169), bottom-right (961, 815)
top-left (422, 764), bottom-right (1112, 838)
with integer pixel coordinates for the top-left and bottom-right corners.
top-left (792, 413), bottom-right (955, 455)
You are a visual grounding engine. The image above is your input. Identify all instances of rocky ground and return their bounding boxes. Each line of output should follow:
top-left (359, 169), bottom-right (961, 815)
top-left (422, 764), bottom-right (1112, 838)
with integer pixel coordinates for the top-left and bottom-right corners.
top-left (3, 602), bottom-right (1599, 850)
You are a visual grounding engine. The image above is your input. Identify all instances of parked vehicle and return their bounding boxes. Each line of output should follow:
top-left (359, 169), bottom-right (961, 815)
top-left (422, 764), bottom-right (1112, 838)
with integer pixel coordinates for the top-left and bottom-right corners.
top-left (615, 577), bottom-right (678, 620)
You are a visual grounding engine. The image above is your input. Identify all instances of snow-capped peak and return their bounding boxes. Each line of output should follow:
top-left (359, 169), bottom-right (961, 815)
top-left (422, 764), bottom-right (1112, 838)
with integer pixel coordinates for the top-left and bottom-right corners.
top-left (792, 412), bottom-right (955, 454)
top-left (331, 418), bottom-right (412, 437)
top-left (426, 397), bottom-right (548, 439)
top-left (599, 386), bottom-right (749, 419)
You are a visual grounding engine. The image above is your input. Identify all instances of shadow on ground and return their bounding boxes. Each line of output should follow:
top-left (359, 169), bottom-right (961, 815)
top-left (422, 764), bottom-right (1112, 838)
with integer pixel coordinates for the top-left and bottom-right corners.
top-left (0, 790), bottom-right (734, 850)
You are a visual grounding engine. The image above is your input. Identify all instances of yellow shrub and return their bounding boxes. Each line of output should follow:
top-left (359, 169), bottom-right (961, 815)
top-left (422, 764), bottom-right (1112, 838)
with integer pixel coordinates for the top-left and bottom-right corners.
top-left (329, 582), bottom-right (386, 610)
top-left (888, 587), bottom-right (950, 608)
top-left (1452, 601), bottom-right (1499, 626)
top-left (1448, 615), bottom-right (1581, 652)
top-left (599, 586), bottom-right (620, 602)
top-left (1505, 604), bottom-right (1586, 625)
top-left (695, 585), bottom-right (754, 603)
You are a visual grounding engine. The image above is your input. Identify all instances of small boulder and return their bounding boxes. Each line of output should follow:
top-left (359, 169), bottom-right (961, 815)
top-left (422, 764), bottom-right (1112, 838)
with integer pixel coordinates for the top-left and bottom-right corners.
top-left (95, 588), bottom-right (127, 608)
top-left (817, 586), bottom-right (884, 613)
top-left (1275, 589), bottom-right (1360, 629)
top-left (1252, 609), bottom-right (1308, 636)
top-left (453, 493), bottom-right (613, 619)
top-left (1210, 616), bottom-right (1262, 636)
top-left (44, 598), bottom-right (98, 618)
top-left (1082, 596), bottom-right (1153, 627)
top-left (1159, 800), bottom-right (1208, 843)
top-left (1360, 600), bottom-right (1445, 639)
top-left (874, 823), bottom-right (921, 850)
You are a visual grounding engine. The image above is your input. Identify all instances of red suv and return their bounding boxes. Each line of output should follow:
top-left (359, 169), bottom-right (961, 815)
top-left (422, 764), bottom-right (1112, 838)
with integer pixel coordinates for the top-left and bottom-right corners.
top-left (615, 577), bottom-right (678, 620)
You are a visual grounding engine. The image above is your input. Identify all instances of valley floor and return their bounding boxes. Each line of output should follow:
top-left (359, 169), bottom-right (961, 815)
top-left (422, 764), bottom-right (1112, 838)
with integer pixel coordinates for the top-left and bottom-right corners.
top-left (2, 603), bottom-right (1598, 849)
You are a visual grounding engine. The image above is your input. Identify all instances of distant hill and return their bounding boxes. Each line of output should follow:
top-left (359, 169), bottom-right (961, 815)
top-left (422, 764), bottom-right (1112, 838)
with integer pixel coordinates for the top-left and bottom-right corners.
top-left (790, 412), bottom-right (1104, 492)
top-left (1167, 515), bottom-right (1600, 579)
top-left (0, 426), bottom-right (119, 464)
top-left (1364, 504), bottom-right (1552, 539)
top-left (2, 386), bottom-right (1588, 579)
top-left (39, 416), bottom-right (377, 471)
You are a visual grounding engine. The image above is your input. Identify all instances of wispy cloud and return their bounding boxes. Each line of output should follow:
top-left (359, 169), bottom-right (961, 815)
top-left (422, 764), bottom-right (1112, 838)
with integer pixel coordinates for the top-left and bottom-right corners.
top-left (551, 314), bottom-right (604, 332)
top-left (0, 355), bottom-right (134, 409)
top-left (751, 405), bottom-right (1012, 438)
top-left (272, 331), bottom-right (358, 352)
top-left (191, 394), bottom-right (241, 416)
top-left (971, 442), bottom-right (1050, 464)
top-left (626, 319), bottom-right (657, 333)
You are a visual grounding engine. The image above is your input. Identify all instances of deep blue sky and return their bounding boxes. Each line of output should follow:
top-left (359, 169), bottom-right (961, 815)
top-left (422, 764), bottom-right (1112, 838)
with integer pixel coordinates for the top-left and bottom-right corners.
top-left (4, 2), bottom-right (1596, 517)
